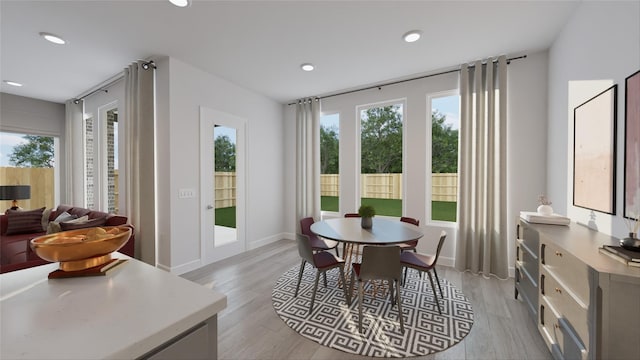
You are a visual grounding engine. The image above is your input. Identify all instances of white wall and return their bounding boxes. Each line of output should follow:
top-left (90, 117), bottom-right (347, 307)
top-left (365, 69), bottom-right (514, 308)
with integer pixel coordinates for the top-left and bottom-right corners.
top-left (283, 51), bottom-right (549, 272)
top-left (548, 1), bottom-right (640, 238)
top-left (155, 57), bottom-right (285, 274)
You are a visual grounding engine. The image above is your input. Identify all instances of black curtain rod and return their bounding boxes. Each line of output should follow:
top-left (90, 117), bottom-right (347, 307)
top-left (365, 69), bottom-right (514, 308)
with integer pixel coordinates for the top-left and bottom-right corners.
top-left (73, 88), bottom-right (108, 104)
top-left (73, 60), bottom-right (156, 104)
top-left (288, 54), bottom-right (527, 106)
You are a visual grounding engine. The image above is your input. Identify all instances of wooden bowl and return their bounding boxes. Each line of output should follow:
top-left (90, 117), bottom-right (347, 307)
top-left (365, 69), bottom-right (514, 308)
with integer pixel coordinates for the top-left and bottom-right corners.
top-left (30, 226), bottom-right (132, 272)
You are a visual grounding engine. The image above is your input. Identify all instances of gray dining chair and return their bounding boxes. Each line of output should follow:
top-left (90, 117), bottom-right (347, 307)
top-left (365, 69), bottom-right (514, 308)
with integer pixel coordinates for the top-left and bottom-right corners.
top-left (294, 234), bottom-right (351, 314)
top-left (350, 245), bottom-right (404, 333)
top-left (400, 230), bottom-right (447, 314)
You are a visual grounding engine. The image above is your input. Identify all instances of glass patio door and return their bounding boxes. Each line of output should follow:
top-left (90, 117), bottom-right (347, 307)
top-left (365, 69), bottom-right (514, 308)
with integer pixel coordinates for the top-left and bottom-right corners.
top-left (200, 107), bottom-right (246, 265)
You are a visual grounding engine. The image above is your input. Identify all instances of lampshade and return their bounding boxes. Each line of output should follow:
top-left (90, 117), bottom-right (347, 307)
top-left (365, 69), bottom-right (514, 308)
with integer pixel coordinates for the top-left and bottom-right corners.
top-left (0, 185), bottom-right (31, 201)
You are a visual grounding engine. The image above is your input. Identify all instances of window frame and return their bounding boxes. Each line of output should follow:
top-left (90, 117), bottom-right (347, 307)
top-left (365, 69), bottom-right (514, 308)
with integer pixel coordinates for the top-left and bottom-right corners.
top-left (355, 97), bottom-right (407, 218)
top-left (319, 111), bottom-right (341, 216)
top-left (426, 90), bottom-right (460, 225)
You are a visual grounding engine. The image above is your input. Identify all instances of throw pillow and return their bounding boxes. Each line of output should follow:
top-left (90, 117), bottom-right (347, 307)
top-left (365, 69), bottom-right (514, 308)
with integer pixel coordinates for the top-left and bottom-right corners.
top-left (46, 221), bottom-right (62, 234)
top-left (60, 216), bottom-right (107, 231)
top-left (46, 212), bottom-right (79, 234)
top-left (41, 208), bottom-right (53, 231)
top-left (5, 207), bottom-right (46, 235)
top-left (53, 211), bottom-right (77, 223)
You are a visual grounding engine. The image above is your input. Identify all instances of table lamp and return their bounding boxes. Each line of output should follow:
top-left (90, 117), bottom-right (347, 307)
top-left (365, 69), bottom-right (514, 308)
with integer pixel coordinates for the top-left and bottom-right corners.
top-left (0, 185), bottom-right (31, 211)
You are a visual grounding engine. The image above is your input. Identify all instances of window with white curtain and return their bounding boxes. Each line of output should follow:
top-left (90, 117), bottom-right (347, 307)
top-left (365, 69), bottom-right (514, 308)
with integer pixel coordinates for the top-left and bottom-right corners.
top-left (320, 113), bottom-right (339, 213)
top-left (358, 100), bottom-right (405, 217)
top-left (429, 92), bottom-right (459, 222)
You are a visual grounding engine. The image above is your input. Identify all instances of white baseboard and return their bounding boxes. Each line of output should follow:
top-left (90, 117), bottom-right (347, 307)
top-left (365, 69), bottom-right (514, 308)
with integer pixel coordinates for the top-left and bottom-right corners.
top-left (247, 233), bottom-right (289, 250)
top-left (437, 256), bottom-right (455, 268)
top-left (160, 258), bottom-right (202, 275)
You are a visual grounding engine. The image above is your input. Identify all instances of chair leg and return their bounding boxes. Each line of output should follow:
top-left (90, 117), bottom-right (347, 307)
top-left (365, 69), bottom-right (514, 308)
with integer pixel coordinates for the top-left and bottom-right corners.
top-left (427, 271), bottom-right (442, 315)
top-left (349, 269), bottom-right (356, 304)
top-left (402, 266), bottom-right (407, 286)
top-left (395, 279), bottom-right (405, 332)
top-left (335, 246), bottom-right (340, 257)
top-left (433, 267), bottom-right (444, 298)
top-left (358, 280), bottom-right (364, 334)
top-left (295, 260), bottom-right (306, 297)
top-left (310, 270), bottom-right (321, 313)
top-left (390, 279), bottom-right (396, 305)
top-left (323, 271), bottom-right (328, 288)
top-left (338, 267), bottom-right (351, 305)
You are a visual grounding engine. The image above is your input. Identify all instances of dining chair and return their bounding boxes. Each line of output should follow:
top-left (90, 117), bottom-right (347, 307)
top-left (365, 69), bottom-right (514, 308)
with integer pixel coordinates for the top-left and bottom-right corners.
top-left (300, 217), bottom-right (340, 256)
top-left (344, 213), bottom-right (360, 218)
top-left (294, 234), bottom-right (351, 314)
top-left (350, 245), bottom-right (404, 333)
top-left (398, 216), bottom-right (420, 252)
top-left (400, 230), bottom-right (446, 314)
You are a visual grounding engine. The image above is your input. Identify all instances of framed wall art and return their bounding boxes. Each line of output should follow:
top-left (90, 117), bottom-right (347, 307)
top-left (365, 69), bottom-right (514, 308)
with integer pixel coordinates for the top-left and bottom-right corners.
top-left (573, 84), bottom-right (617, 214)
top-left (624, 70), bottom-right (640, 219)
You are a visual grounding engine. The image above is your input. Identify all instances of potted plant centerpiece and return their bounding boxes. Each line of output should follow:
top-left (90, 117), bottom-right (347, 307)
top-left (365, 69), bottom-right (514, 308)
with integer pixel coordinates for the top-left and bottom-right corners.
top-left (358, 205), bottom-right (375, 229)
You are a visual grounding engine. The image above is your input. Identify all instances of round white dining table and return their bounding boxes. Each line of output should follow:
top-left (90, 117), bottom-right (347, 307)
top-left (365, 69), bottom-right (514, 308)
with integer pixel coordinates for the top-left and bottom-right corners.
top-left (310, 217), bottom-right (424, 245)
top-left (310, 217), bottom-right (424, 295)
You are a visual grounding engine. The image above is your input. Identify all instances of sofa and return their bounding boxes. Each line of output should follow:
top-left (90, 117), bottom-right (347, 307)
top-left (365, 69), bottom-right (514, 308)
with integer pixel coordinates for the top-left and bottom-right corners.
top-left (0, 204), bottom-right (135, 274)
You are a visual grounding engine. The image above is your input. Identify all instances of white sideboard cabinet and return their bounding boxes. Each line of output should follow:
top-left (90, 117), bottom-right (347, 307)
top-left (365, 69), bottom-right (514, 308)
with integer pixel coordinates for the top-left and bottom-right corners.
top-left (515, 219), bottom-right (640, 360)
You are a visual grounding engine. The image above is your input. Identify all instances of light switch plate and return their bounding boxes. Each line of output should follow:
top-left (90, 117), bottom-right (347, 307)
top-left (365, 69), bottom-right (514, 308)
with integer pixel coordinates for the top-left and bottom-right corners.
top-left (178, 188), bottom-right (195, 198)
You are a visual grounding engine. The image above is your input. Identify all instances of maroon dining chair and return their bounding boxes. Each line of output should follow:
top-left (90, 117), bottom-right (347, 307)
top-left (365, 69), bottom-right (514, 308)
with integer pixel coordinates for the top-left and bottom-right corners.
top-left (300, 217), bottom-right (340, 256)
top-left (294, 234), bottom-right (351, 313)
top-left (398, 216), bottom-right (420, 252)
top-left (400, 230), bottom-right (446, 314)
top-left (344, 213), bottom-right (360, 218)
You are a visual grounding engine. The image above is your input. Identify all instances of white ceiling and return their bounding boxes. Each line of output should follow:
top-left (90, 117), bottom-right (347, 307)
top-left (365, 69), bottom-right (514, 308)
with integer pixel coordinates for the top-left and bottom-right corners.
top-left (1, 0), bottom-right (580, 105)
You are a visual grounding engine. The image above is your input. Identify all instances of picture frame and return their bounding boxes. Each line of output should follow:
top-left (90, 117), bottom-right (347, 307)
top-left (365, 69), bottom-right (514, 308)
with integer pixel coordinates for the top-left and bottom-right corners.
top-left (624, 70), bottom-right (640, 220)
top-left (573, 84), bottom-right (617, 214)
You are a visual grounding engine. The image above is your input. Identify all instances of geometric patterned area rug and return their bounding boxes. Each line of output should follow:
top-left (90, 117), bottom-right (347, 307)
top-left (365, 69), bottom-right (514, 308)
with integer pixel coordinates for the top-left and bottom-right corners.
top-left (272, 263), bottom-right (474, 357)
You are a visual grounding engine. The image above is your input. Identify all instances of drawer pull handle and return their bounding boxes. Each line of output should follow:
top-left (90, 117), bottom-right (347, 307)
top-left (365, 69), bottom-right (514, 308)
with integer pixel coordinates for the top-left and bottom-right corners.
top-left (555, 288), bottom-right (562, 294)
top-left (555, 251), bottom-right (563, 257)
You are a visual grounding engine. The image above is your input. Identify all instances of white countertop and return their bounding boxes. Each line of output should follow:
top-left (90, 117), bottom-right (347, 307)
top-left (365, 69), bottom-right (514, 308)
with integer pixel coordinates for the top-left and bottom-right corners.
top-left (0, 254), bottom-right (227, 359)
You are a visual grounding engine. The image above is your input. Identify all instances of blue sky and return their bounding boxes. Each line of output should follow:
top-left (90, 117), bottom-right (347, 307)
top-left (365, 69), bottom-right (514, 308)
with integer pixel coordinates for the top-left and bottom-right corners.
top-left (215, 125), bottom-right (236, 143)
top-left (0, 132), bottom-right (28, 166)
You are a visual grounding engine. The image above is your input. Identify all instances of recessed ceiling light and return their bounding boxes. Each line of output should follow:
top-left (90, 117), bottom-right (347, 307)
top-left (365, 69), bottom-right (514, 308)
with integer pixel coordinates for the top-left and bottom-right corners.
top-left (169, 0), bottom-right (190, 7)
top-left (39, 32), bottom-right (66, 45)
top-left (3, 80), bottom-right (23, 87)
top-left (301, 63), bottom-right (315, 72)
top-left (403, 30), bottom-right (422, 43)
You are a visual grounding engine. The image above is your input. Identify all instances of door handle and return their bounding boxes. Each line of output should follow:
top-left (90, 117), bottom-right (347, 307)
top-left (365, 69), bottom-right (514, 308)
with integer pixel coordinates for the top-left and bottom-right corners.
top-left (206, 205), bottom-right (214, 210)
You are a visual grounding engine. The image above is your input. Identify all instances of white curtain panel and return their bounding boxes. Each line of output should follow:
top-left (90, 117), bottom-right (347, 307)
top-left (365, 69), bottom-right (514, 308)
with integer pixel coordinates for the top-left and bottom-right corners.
top-left (63, 99), bottom-right (83, 205)
top-left (455, 56), bottom-right (508, 279)
top-left (295, 98), bottom-right (322, 228)
top-left (124, 61), bottom-right (156, 265)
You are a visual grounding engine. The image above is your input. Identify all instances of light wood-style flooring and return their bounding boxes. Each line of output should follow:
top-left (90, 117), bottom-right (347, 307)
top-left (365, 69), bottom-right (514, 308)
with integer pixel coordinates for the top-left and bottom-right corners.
top-left (182, 239), bottom-right (551, 359)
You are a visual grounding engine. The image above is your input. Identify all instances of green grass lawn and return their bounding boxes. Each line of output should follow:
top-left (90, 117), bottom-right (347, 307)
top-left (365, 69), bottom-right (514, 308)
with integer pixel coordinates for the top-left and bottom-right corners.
top-left (215, 207), bottom-right (236, 228)
top-left (321, 196), bottom-right (457, 222)
top-left (216, 197), bottom-right (456, 227)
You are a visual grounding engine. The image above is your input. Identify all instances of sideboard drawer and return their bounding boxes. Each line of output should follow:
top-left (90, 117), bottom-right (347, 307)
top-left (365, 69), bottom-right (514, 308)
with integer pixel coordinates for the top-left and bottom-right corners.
top-left (540, 266), bottom-right (589, 351)
top-left (517, 238), bottom-right (539, 281)
top-left (539, 297), bottom-right (587, 360)
top-left (540, 241), bottom-right (590, 306)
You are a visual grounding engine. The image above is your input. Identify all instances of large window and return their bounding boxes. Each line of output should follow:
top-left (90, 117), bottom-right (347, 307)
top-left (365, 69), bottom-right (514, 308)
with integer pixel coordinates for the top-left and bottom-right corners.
top-left (0, 131), bottom-right (58, 210)
top-left (359, 101), bottom-right (404, 217)
top-left (430, 93), bottom-right (459, 222)
top-left (85, 102), bottom-right (119, 213)
top-left (320, 113), bottom-right (339, 212)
